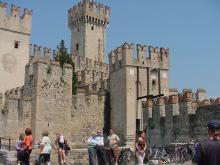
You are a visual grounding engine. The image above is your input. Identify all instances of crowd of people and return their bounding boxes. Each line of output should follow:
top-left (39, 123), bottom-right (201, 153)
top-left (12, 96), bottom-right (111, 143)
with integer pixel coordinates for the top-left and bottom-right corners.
top-left (15, 129), bottom-right (69, 165)
top-left (86, 128), bottom-right (148, 165)
top-left (87, 128), bottom-right (121, 165)
top-left (14, 127), bottom-right (146, 165)
top-left (14, 119), bottom-right (220, 165)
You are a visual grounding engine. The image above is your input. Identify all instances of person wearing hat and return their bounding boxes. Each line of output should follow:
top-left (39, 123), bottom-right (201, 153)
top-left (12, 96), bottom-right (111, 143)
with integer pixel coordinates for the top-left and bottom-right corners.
top-left (192, 119), bottom-right (220, 165)
top-left (87, 131), bottom-right (98, 165)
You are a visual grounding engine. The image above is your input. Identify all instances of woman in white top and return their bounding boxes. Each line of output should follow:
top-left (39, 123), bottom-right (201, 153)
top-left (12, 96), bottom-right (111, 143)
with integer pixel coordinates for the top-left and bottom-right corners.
top-left (40, 130), bottom-right (52, 165)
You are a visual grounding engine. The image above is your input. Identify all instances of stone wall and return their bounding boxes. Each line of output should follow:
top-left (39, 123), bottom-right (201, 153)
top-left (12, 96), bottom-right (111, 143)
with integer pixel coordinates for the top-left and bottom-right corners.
top-left (146, 99), bottom-right (220, 146)
top-left (0, 88), bottom-right (32, 143)
top-left (0, 57), bottom-right (106, 147)
top-left (29, 59), bottom-right (73, 142)
top-left (71, 89), bottom-right (106, 147)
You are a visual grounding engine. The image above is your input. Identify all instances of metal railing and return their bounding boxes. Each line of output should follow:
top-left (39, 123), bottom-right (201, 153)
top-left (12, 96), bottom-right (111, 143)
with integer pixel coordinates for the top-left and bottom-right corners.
top-left (0, 137), bottom-right (11, 151)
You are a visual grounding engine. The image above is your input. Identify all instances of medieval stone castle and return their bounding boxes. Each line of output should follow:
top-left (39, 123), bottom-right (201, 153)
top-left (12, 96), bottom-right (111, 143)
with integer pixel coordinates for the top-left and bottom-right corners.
top-left (0, 0), bottom-right (220, 149)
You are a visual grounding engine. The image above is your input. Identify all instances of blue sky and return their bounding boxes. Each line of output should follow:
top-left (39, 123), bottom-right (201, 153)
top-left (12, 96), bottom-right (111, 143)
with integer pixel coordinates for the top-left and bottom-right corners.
top-left (6, 0), bottom-right (220, 98)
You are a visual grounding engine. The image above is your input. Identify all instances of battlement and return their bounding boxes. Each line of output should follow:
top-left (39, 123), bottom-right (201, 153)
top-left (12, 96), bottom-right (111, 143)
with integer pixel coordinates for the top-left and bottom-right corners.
top-left (29, 44), bottom-right (56, 62)
top-left (72, 55), bottom-right (109, 88)
top-left (145, 89), bottom-right (220, 118)
top-left (68, 0), bottom-right (110, 28)
top-left (72, 55), bottom-right (109, 73)
top-left (109, 43), bottom-right (169, 73)
top-left (146, 89), bottom-right (209, 106)
top-left (0, 2), bottom-right (32, 34)
top-left (77, 79), bottom-right (108, 94)
top-left (4, 86), bottom-right (24, 100)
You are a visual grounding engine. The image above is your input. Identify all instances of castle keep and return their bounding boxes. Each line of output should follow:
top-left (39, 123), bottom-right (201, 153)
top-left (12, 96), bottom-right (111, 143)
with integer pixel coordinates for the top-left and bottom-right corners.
top-left (0, 0), bottom-right (220, 151)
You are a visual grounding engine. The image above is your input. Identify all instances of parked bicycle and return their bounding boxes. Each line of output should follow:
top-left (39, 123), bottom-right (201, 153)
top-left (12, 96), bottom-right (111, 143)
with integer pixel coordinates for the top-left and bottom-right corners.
top-left (148, 141), bottom-right (196, 164)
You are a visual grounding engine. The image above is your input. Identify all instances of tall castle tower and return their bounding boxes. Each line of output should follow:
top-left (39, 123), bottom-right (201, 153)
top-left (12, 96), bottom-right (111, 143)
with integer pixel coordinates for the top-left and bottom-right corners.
top-left (68, 0), bottom-right (110, 62)
top-left (109, 43), bottom-right (169, 148)
top-left (0, 2), bottom-right (32, 93)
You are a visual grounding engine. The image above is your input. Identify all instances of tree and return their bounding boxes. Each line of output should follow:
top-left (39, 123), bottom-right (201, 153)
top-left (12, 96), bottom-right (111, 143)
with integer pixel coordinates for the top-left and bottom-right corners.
top-left (55, 40), bottom-right (78, 94)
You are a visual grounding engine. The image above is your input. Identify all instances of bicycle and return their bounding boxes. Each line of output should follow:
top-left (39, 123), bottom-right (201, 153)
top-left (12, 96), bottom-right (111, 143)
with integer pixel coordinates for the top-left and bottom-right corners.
top-left (148, 145), bottom-right (171, 164)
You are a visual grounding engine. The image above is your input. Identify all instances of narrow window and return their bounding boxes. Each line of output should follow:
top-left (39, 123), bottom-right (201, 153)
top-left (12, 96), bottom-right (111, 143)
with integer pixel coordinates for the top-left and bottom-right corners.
top-left (76, 43), bottom-right (79, 51)
top-left (136, 119), bottom-right (140, 132)
top-left (14, 41), bottom-right (20, 48)
top-left (152, 80), bottom-right (156, 91)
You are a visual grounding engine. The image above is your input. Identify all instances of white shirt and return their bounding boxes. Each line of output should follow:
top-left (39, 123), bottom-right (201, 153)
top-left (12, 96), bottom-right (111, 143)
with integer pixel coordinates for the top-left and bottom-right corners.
top-left (59, 135), bottom-right (65, 143)
top-left (40, 136), bottom-right (51, 154)
top-left (95, 135), bottom-right (104, 146)
top-left (87, 136), bottom-right (97, 147)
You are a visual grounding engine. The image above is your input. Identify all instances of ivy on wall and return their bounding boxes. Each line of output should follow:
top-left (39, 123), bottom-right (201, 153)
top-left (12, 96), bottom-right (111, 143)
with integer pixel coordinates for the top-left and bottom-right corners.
top-left (54, 40), bottom-right (78, 95)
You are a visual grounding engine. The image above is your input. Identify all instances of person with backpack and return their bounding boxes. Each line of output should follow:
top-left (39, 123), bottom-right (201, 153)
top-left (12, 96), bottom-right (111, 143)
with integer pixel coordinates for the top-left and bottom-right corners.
top-left (192, 119), bottom-right (220, 165)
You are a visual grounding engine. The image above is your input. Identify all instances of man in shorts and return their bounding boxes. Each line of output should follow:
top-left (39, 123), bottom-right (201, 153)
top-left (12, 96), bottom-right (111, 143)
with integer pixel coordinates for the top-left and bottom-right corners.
top-left (106, 128), bottom-right (120, 164)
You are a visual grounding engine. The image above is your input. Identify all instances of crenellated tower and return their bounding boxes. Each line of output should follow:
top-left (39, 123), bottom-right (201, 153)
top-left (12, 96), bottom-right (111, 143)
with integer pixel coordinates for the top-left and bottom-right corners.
top-left (0, 2), bottom-right (32, 94)
top-left (68, 0), bottom-right (110, 62)
top-left (109, 43), bottom-right (169, 148)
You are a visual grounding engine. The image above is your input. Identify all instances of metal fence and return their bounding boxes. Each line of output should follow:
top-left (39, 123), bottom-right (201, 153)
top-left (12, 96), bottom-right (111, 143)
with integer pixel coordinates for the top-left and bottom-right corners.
top-left (0, 137), bottom-right (11, 151)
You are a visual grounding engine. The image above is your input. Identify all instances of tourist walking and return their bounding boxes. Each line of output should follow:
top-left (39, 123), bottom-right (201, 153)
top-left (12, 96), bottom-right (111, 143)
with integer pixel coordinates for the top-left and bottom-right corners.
top-left (95, 130), bottom-right (108, 165)
top-left (88, 131), bottom-right (98, 165)
top-left (39, 130), bottom-right (52, 165)
top-left (106, 128), bottom-right (120, 165)
top-left (22, 128), bottom-right (33, 165)
top-left (136, 131), bottom-right (147, 165)
top-left (192, 119), bottom-right (220, 165)
top-left (55, 132), bottom-right (66, 164)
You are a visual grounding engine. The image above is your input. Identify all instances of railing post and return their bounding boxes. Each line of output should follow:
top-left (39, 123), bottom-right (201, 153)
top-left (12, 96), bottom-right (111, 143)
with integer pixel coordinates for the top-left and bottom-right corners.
top-left (9, 138), bottom-right (11, 151)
